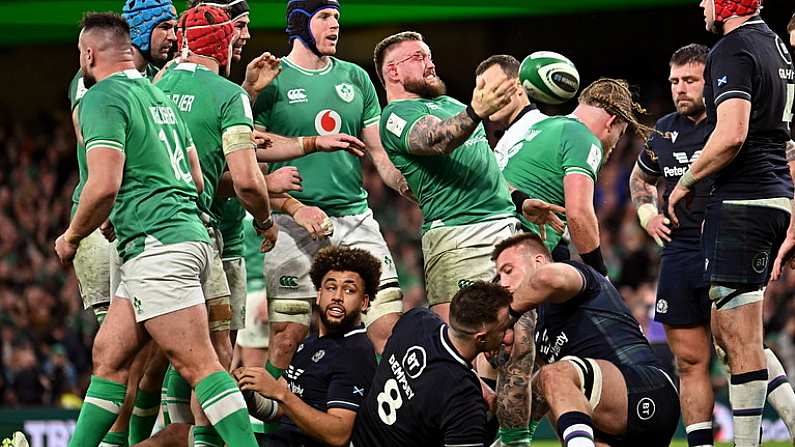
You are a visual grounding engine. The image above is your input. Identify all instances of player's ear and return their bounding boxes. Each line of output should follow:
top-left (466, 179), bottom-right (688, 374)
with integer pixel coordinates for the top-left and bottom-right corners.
top-left (316, 289), bottom-right (322, 306)
top-left (361, 293), bottom-right (370, 312)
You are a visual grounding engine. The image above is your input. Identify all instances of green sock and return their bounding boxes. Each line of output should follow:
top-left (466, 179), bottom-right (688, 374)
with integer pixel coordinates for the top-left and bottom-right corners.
top-left (195, 371), bottom-right (258, 447)
top-left (499, 427), bottom-right (531, 445)
top-left (128, 387), bottom-right (161, 443)
top-left (192, 426), bottom-right (223, 447)
top-left (68, 376), bottom-right (127, 447)
top-left (528, 420), bottom-right (539, 441)
top-left (263, 362), bottom-right (283, 432)
top-left (99, 431), bottom-right (128, 447)
top-left (165, 364), bottom-right (193, 424)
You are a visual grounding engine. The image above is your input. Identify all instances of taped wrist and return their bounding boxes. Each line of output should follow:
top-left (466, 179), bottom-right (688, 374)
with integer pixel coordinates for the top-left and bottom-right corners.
top-left (222, 125), bottom-right (254, 155)
top-left (580, 247), bottom-right (607, 276)
top-left (242, 390), bottom-right (279, 421)
top-left (299, 136), bottom-right (317, 154)
top-left (636, 203), bottom-right (658, 229)
top-left (678, 169), bottom-right (697, 188)
top-left (282, 196), bottom-right (303, 216)
top-left (511, 190), bottom-right (531, 214)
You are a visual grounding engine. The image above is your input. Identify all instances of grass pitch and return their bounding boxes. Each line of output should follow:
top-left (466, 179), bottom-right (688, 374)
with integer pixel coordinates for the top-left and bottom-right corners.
top-left (530, 442), bottom-right (791, 446)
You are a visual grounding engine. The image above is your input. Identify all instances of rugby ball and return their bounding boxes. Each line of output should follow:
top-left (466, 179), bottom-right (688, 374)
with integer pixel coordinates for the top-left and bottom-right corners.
top-left (519, 51), bottom-right (580, 105)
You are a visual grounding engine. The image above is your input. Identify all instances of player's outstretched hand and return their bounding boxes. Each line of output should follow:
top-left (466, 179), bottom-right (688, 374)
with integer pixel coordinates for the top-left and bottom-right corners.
top-left (257, 222), bottom-right (279, 253)
top-left (471, 76), bottom-right (517, 119)
top-left (521, 199), bottom-right (565, 241)
top-left (244, 52), bottom-right (282, 96)
top-left (643, 214), bottom-right (671, 247)
top-left (234, 367), bottom-right (287, 401)
top-left (266, 166), bottom-right (302, 194)
top-left (54, 232), bottom-right (79, 265)
top-left (772, 231), bottom-right (795, 281)
top-left (666, 184), bottom-right (692, 227)
top-left (251, 129), bottom-right (273, 149)
top-left (99, 220), bottom-right (116, 242)
top-left (316, 134), bottom-right (366, 157)
top-left (293, 206), bottom-right (334, 240)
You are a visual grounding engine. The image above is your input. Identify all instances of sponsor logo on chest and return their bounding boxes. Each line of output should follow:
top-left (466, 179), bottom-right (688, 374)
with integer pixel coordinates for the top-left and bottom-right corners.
top-left (315, 109), bottom-right (342, 135)
top-left (664, 150), bottom-right (702, 177)
top-left (536, 328), bottom-right (569, 363)
top-left (287, 88), bottom-right (308, 104)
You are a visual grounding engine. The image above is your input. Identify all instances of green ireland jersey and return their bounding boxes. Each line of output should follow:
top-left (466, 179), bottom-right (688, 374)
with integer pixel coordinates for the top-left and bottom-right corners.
top-left (253, 57), bottom-right (381, 217)
top-left (380, 96), bottom-right (514, 232)
top-left (69, 64), bottom-right (159, 215)
top-left (156, 63), bottom-right (254, 226)
top-left (501, 116), bottom-right (604, 249)
top-left (242, 212), bottom-right (266, 292)
top-left (78, 69), bottom-right (209, 262)
top-left (214, 197), bottom-right (246, 259)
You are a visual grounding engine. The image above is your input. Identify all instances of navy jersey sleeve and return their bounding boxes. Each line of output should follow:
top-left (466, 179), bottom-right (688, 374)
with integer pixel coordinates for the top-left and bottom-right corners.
top-left (440, 378), bottom-right (487, 447)
top-left (710, 41), bottom-right (755, 107)
top-left (637, 144), bottom-right (662, 177)
top-left (561, 260), bottom-right (601, 299)
top-left (326, 339), bottom-right (376, 412)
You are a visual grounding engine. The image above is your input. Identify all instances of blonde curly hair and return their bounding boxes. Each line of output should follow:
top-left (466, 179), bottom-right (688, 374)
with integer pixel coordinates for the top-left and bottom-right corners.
top-left (579, 78), bottom-right (657, 140)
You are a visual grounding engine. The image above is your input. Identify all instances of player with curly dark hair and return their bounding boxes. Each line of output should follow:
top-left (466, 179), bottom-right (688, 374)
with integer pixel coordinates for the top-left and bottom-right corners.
top-left (235, 246), bottom-right (380, 447)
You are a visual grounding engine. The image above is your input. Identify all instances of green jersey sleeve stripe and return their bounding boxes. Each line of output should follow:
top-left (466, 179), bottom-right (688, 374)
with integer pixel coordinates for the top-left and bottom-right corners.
top-left (86, 140), bottom-right (125, 152)
top-left (564, 167), bottom-right (596, 179)
top-left (363, 115), bottom-right (380, 127)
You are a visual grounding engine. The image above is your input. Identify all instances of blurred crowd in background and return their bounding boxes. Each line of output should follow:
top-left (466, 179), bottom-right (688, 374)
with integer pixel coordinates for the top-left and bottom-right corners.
top-left (2, 83), bottom-right (795, 410)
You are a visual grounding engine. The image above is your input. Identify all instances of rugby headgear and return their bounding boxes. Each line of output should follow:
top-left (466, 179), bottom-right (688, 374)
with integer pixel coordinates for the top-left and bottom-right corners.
top-left (122, 0), bottom-right (177, 57)
top-left (177, 5), bottom-right (236, 76)
top-left (713, 0), bottom-right (761, 23)
top-left (189, 0), bottom-right (250, 21)
top-left (286, 0), bottom-right (340, 57)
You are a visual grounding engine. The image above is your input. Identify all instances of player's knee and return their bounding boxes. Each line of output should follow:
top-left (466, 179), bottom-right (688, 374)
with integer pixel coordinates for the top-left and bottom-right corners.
top-left (92, 339), bottom-right (128, 382)
top-left (363, 286), bottom-right (403, 327)
top-left (538, 362), bottom-right (578, 397)
top-left (675, 350), bottom-right (710, 377)
top-left (709, 282), bottom-right (763, 311)
top-left (271, 322), bottom-right (308, 356)
top-left (206, 295), bottom-right (232, 332)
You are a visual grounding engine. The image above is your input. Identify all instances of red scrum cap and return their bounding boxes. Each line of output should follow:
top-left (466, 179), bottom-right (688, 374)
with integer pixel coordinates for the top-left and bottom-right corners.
top-left (177, 5), bottom-right (236, 75)
top-left (713, 0), bottom-right (760, 23)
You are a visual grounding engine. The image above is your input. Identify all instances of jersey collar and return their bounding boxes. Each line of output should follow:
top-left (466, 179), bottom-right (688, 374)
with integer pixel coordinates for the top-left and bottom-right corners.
top-left (439, 325), bottom-right (468, 367)
top-left (509, 104), bottom-right (539, 129)
top-left (283, 56), bottom-right (335, 76)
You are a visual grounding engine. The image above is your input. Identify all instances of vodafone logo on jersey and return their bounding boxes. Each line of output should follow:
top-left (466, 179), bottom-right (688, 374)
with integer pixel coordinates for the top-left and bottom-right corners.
top-left (315, 109), bottom-right (342, 135)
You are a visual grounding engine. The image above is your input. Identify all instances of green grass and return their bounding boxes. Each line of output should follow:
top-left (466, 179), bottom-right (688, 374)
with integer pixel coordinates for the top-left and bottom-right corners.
top-left (530, 442), bottom-right (791, 446)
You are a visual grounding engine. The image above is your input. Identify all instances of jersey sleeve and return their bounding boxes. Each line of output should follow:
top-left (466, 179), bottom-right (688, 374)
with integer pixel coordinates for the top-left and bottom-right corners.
top-left (560, 121), bottom-right (603, 181)
top-left (221, 88), bottom-right (255, 131)
top-left (358, 68), bottom-right (382, 129)
top-left (380, 101), bottom-right (429, 155)
top-left (709, 41), bottom-right (755, 107)
top-left (561, 260), bottom-right (601, 299)
top-left (325, 341), bottom-right (376, 412)
top-left (440, 378), bottom-right (487, 447)
top-left (79, 89), bottom-right (127, 153)
top-left (68, 70), bottom-right (88, 111)
top-left (637, 134), bottom-right (662, 177)
top-left (252, 83), bottom-right (278, 128)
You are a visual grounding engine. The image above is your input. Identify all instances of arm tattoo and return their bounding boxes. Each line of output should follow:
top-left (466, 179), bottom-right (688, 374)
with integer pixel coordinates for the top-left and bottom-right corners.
top-left (629, 163), bottom-right (660, 210)
top-left (496, 310), bottom-right (537, 429)
top-left (406, 111), bottom-right (479, 156)
top-left (530, 368), bottom-right (550, 422)
top-left (786, 140), bottom-right (795, 163)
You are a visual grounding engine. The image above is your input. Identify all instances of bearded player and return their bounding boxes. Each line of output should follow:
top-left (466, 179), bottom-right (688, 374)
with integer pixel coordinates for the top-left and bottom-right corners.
top-left (667, 1), bottom-right (795, 445)
top-left (252, 0), bottom-right (411, 385)
top-left (373, 31), bottom-right (517, 324)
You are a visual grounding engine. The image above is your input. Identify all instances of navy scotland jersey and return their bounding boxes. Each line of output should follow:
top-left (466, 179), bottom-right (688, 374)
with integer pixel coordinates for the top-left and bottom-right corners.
top-left (352, 308), bottom-right (487, 447)
top-left (536, 261), bottom-right (659, 368)
top-left (638, 112), bottom-right (713, 249)
top-left (703, 16), bottom-right (795, 201)
top-left (270, 324), bottom-right (376, 447)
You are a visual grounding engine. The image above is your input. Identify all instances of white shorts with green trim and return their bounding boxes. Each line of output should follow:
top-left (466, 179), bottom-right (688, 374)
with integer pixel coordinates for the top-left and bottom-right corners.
top-left (236, 289), bottom-right (269, 348)
top-left (422, 217), bottom-right (519, 307)
top-left (223, 257), bottom-right (247, 330)
top-left (115, 238), bottom-right (212, 323)
top-left (73, 228), bottom-right (111, 309)
top-left (264, 209), bottom-right (400, 325)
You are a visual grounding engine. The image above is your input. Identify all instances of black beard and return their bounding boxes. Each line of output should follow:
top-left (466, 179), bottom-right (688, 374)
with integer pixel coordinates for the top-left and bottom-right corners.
top-left (404, 76), bottom-right (447, 99)
top-left (319, 305), bottom-right (361, 335)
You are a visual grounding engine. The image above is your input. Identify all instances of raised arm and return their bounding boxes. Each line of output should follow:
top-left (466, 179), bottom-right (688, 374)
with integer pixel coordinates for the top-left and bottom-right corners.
top-left (510, 263), bottom-right (585, 314)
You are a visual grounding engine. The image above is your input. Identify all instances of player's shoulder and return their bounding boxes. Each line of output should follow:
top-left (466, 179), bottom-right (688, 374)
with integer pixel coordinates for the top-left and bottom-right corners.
top-left (339, 326), bottom-right (374, 352)
top-left (653, 111), bottom-right (681, 131)
top-left (710, 22), bottom-right (766, 58)
top-left (330, 57), bottom-right (370, 80)
top-left (556, 116), bottom-right (600, 145)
